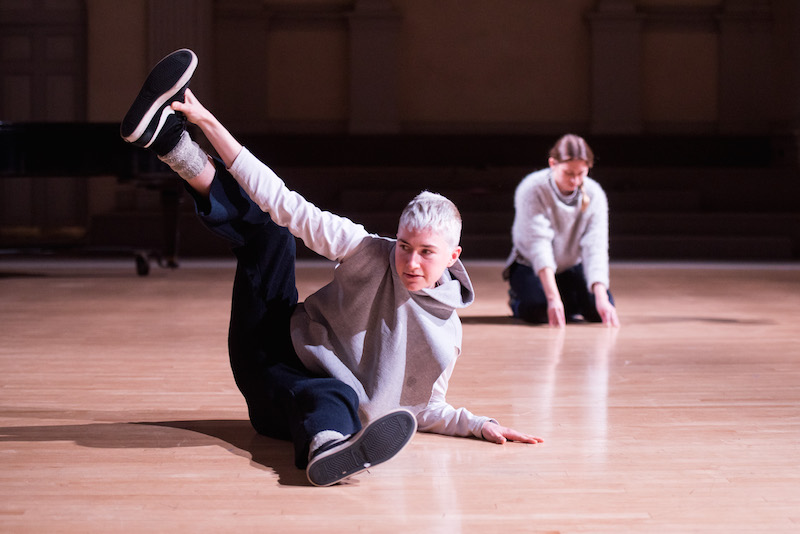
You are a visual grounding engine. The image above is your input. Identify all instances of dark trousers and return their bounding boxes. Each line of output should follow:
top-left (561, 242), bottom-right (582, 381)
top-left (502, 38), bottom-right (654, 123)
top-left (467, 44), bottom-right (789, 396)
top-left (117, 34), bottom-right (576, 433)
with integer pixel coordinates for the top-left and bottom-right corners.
top-left (188, 158), bottom-right (361, 468)
top-left (507, 261), bottom-right (615, 324)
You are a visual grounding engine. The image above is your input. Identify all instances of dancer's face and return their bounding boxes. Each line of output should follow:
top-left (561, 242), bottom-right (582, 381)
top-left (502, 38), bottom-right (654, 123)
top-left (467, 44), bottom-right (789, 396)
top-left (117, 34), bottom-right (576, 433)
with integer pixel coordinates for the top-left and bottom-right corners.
top-left (549, 158), bottom-right (589, 195)
top-left (395, 226), bottom-right (461, 291)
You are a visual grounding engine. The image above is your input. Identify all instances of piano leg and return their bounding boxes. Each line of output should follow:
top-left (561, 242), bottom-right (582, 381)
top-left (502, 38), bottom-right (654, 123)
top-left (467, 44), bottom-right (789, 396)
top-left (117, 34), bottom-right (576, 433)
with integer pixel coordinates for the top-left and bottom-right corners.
top-left (133, 176), bottom-right (182, 276)
top-left (159, 180), bottom-right (181, 269)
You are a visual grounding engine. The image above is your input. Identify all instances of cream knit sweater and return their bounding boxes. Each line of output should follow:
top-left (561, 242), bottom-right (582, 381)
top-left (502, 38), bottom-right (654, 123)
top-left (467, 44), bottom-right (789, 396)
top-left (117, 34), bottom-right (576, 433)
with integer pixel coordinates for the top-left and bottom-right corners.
top-left (505, 168), bottom-right (610, 291)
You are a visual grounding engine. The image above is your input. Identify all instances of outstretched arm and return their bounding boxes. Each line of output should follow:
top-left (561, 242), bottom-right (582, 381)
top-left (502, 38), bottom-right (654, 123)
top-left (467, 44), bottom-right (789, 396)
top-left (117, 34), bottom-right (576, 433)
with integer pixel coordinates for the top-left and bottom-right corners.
top-left (481, 421), bottom-right (543, 445)
top-left (174, 89), bottom-right (369, 261)
top-left (593, 282), bottom-right (620, 327)
top-left (538, 267), bottom-right (565, 327)
top-left (419, 356), bottom-right (544, 445)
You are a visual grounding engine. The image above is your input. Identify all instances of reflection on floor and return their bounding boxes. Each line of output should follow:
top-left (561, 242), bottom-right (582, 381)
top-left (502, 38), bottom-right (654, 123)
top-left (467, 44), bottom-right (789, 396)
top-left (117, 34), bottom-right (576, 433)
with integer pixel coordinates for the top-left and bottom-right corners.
top-left (1, 259), bottom-right (798, 532)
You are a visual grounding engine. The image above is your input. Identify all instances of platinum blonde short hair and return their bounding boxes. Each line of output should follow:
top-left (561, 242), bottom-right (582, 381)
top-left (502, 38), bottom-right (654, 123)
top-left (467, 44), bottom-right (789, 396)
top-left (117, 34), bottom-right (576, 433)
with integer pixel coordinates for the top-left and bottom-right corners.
top-left (398, 191), bottom-right (462, 249)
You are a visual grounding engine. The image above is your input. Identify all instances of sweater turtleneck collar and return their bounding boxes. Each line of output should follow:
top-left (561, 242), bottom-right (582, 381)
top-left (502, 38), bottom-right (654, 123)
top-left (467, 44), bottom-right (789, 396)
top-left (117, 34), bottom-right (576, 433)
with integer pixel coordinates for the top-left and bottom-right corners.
top-left (548, 171), bottom-right (580, 206)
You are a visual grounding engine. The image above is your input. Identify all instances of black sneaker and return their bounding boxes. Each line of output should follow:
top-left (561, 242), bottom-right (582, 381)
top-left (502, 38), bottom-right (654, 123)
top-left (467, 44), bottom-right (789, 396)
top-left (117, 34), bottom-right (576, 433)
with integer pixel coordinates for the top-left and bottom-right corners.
top-left (306, 409), bottom-right (417, 487)
top-left (120, 48), bottom-right (198, 155)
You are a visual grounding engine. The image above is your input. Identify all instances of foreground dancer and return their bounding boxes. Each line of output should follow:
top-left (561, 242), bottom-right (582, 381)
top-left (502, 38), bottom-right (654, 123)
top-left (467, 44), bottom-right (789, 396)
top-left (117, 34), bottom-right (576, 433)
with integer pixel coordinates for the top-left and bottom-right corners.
top-left (503, 134), bottom-right (620, 328)
top-left (121, 49), bottom-right (542, 486)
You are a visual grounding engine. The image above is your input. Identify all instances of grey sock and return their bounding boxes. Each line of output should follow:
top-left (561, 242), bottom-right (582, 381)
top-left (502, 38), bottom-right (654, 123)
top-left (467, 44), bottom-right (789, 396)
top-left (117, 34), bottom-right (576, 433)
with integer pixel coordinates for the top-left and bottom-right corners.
top-left (158, 130), bottom-right (208, 181)
top-left (309, 430), bottom-right (347, 460)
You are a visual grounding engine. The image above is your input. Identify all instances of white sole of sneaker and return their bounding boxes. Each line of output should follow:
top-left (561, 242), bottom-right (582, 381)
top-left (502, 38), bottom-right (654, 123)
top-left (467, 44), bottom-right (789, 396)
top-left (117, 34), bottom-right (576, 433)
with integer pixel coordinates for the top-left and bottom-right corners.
top-left (142, 107), bottom-right (176, 149)
top-left (306, 409), bottom-right (417, 487)
top-left (122, 51), bottom-right (198, 145)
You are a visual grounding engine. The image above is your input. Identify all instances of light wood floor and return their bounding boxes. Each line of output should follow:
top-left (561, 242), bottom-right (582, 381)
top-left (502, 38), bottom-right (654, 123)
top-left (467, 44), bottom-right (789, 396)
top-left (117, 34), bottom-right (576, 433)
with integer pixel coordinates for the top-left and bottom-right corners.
top-left (1, 258), bottom-right (798, 533)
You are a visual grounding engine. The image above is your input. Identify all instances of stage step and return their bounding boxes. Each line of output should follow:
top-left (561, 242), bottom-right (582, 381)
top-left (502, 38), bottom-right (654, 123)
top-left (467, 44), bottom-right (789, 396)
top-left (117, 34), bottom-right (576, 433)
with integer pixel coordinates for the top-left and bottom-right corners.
top-left (84, 164), bottom-right (800, 261)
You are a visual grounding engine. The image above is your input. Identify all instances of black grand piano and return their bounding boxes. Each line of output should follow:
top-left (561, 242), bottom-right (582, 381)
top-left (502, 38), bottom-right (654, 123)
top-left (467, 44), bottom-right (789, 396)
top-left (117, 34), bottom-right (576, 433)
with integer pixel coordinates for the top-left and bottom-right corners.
top-left (0, 122), bottom-right (182, 275)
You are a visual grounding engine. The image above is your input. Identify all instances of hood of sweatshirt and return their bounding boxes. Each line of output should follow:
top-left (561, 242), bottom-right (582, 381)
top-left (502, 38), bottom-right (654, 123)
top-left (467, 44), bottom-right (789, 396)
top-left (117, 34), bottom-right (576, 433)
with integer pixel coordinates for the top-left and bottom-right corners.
top-left (407, 254), bottom-right (475, 314)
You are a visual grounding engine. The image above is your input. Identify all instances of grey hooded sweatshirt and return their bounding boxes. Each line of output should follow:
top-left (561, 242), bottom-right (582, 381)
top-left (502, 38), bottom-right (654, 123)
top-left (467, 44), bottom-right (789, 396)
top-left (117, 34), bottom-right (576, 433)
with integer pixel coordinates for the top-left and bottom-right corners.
top-left (230, 148), bottom-right (492, 439)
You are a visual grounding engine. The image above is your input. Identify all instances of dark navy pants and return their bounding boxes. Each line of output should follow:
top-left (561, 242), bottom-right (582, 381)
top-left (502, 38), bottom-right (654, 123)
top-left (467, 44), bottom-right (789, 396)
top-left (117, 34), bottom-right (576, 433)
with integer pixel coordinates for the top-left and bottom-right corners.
top-left (188, 158), bottom-right (361, 468)
top-left (507, 261), bottom-right (615, 324)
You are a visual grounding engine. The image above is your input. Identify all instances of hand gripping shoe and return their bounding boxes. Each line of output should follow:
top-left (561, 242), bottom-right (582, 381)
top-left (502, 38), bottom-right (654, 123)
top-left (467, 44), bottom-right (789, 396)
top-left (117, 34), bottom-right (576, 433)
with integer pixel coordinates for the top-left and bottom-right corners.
top-left (120, 48), bottom-right (197, 155)
top-left (306, 409), bottom-right (417, 487)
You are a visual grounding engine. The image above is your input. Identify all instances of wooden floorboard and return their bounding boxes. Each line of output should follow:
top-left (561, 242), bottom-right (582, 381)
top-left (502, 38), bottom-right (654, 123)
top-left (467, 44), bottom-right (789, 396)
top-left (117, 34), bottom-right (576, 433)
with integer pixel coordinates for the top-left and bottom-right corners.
top-left (1, 258), bottom-right (798, 533)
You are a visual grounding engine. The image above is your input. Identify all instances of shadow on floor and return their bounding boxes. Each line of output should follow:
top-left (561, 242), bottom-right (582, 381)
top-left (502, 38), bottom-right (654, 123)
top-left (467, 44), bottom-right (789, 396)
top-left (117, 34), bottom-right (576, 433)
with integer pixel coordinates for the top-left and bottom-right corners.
top-left (0, 417), bottom-right (307, 486)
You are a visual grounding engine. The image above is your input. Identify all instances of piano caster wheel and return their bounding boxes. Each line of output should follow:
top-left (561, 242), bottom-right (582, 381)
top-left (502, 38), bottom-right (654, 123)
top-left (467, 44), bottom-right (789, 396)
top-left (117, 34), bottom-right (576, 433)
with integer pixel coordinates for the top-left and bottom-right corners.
top-left (135, 253), bottom-right (150, 276)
